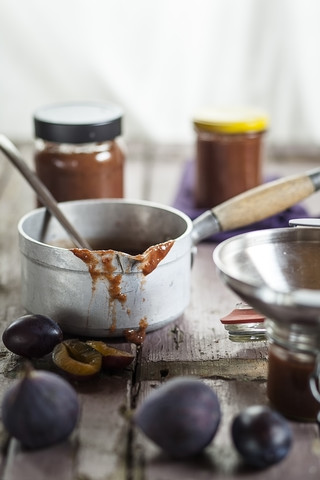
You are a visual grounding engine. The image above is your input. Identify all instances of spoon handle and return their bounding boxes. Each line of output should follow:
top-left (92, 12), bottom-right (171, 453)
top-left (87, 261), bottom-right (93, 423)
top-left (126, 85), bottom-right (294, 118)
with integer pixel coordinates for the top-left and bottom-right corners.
top-left (0, 134), bottom-right (92, 250)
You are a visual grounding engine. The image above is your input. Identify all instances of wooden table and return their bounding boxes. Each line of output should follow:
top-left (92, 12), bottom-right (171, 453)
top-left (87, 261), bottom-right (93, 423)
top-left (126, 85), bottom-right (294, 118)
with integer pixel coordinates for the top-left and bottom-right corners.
top-left (0, 143), bottom-right (320, 479)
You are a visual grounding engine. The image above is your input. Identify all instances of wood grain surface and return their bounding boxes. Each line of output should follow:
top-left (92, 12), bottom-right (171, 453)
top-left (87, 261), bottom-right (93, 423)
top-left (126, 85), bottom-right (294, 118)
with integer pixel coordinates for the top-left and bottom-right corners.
top-left (0, 143), bottom-right (319, 479)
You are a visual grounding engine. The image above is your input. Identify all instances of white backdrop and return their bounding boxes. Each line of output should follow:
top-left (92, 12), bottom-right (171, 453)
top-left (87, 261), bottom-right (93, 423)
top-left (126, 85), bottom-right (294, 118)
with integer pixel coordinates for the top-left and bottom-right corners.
top-left (1, 0), bottom-right (320, 150)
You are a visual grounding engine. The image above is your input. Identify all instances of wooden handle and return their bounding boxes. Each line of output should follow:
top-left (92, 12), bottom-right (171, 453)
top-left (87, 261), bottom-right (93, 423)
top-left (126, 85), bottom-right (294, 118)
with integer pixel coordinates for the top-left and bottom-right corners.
top-left (212, 173), bottom-right (315, 232)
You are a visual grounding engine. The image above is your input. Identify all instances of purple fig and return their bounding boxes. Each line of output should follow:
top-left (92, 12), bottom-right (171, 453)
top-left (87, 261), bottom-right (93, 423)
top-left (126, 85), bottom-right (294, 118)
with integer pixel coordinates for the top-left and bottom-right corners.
top-left (134, 377), bottom-right (221, 458)
top-left (2, 366), bottom-right (80, 449)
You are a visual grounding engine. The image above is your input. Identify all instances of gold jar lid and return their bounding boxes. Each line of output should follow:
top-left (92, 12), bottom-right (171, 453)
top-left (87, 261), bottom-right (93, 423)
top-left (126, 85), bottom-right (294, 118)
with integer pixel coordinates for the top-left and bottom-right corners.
top-left (193, 107), bottom-right (269, 134)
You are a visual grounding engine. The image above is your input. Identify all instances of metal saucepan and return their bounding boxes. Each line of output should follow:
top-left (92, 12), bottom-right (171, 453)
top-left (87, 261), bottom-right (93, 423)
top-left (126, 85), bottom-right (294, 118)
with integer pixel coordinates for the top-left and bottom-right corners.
top-left (18, 168), bottom-right (320, 337)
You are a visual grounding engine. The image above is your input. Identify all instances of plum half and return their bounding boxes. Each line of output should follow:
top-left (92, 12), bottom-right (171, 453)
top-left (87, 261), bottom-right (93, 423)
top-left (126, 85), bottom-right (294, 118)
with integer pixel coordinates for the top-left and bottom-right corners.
top-left (86, 341), bottom-right (135, 370)
top-left (52, 339), bottom-right (102, 379)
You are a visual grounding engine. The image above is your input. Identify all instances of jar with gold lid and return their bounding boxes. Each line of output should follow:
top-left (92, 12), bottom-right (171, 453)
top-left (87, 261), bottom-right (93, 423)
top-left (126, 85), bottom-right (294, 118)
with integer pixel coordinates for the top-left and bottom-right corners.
top-left (193, 107), bottom-right (269, 208)
top-left (33, 102), bottom-right (125, 203)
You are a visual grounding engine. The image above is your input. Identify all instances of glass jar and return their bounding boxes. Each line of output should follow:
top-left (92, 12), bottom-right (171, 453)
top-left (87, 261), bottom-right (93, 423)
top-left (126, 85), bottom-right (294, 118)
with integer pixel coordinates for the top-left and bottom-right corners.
top-left (266, 318), bottom-right (320, 421)
top-left (33, 102), bottom-right (125, 203)
top-left (193, 107), bottom-right (268, 208)
top-left (220, 302), bottom-right (266, 342)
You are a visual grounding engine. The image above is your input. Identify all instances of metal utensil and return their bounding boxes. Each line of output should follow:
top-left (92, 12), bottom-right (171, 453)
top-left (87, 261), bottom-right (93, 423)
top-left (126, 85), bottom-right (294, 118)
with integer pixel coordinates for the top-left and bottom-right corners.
top-left (214, 224), bottom-right (320, 419)
top-left (309, 353), bottom-right (320, 433)
top-left (17, 164), bottom-right (320, 337)
top-left (213, 226), bottom-right (320, 324)
top-left (0, 134), bottom-right (91, 249)
top-left (215, 218), bottom-right (320, 340)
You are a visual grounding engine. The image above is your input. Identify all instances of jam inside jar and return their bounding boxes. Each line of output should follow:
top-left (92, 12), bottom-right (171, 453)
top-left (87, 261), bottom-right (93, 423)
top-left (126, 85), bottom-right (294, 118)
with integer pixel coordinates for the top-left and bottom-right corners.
top-left (192, 107), bottom-right (269, 208)
top-left (33, 101), bottom-right (125, 203)
top-left (266, 319), bottom-right (320, 421)
top-left (34, 139), bottom-right (124, 202)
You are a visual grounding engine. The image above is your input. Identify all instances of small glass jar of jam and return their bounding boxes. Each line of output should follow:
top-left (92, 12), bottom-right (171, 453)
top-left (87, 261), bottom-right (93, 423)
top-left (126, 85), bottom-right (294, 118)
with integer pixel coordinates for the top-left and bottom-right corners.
top-left (266, 318), bottom-right (320, 421)
top-left (33, 102), bottom-right (125, 203)
top-left (193, 107), bottom-right (269, 208)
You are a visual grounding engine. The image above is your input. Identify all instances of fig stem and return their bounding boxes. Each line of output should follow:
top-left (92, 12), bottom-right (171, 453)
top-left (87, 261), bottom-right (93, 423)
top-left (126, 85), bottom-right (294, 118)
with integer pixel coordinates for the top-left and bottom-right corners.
top-left (22, 360), bottom-right (35, 378)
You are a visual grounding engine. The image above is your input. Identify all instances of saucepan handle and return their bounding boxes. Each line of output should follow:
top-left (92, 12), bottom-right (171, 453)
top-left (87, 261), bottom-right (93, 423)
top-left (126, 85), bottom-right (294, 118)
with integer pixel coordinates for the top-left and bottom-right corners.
top-left (192, 168), bottom-right (320, 245)
top-left (213, 169), bottom-right (320, 232)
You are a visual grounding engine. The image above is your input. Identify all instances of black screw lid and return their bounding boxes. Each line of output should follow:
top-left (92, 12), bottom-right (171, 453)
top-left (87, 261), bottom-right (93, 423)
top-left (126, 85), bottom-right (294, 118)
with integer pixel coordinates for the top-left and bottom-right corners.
top-left (33, 102), bottom-right (123, 144)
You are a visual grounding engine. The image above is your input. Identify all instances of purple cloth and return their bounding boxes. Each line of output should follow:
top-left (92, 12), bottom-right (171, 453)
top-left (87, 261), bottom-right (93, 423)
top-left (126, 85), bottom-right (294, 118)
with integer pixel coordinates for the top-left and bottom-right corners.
top-left (172, 160), bottom-right (309, 243)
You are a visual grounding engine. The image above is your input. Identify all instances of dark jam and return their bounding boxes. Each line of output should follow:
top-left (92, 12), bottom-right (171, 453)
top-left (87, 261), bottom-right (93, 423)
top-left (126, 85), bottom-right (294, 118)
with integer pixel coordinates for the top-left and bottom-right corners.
top-left (35, 140), bottom-right (124, 203)
top-left (267, 344), bottom-right (319, 421)
top-left (193, 108), bottom-right (268, 208)
top-left (124, 318), bottom-right (149, 345)
top-left (194, 130), bottom-right (263, 208)
top-left (71, 240), bottom-right (174, 334)
top-left (33, 102), bottom-right (124, 203)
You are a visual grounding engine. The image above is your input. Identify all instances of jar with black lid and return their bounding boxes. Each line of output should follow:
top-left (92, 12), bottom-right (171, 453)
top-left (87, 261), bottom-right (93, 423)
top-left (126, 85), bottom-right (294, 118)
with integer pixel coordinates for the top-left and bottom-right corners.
top-left (33, 102), bottom-right (125, 203)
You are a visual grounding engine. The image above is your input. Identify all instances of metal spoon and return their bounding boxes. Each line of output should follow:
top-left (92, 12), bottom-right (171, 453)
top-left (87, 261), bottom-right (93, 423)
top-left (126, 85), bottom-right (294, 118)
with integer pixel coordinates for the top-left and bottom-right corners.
top-left (309, 353), bottom-right (320, 435)
top-left (0, 134), bottom-right (92, 250)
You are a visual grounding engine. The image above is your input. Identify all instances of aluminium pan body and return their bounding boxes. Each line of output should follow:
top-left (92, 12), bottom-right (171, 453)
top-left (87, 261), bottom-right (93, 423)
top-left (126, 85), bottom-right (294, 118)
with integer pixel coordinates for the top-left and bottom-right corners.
top-left (18, 199), bottom-right (193, 337)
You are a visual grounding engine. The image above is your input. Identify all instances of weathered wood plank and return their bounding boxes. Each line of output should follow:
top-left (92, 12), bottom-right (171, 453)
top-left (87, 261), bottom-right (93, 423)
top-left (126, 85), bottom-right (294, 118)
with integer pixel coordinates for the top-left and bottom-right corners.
top-left (3, 439), bottom-right (75, 480)
top-left (132, 379), bottom-right (320, 479)
top-left (74, 375), bottom-right (131, 480)
top-left (0, 145), bottom-right (36, 476)
top-left (0, 143), bottom-right (320, 479)
top-left (0, 349), bottom-right (135, 480)
top-left (140, 243), bottom-right (268, 382)
top-left (0, 143), bottom-right (143, 480)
